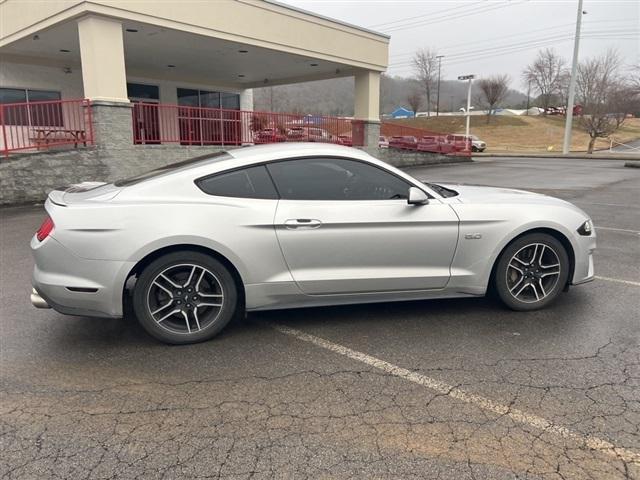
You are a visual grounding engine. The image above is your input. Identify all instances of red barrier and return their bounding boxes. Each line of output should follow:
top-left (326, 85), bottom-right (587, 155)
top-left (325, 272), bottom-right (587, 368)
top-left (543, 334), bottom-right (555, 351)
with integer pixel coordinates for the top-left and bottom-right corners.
top-left (381, 121), bottom-right (472, 156)
top-left (1, 99), bottom-right (93, 156)
top-left (131, 103), bottom-right (359, 147)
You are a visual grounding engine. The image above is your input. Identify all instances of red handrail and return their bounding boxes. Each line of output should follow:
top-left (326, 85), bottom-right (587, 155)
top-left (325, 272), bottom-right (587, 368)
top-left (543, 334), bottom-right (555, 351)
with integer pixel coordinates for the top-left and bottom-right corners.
top-left (1, 99), bottom-right (94, 157)
top-left (131, 102), bottom-right (360, 147)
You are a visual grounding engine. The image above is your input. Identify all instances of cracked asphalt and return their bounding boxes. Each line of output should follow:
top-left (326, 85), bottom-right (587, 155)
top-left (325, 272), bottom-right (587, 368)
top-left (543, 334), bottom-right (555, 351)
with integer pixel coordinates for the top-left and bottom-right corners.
top-left (1, 156), bottom-right (639, 479)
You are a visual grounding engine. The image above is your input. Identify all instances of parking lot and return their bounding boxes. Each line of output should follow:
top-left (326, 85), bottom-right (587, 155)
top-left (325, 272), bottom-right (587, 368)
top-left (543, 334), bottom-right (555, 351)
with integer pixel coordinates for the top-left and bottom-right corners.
top-left (1, 156), bottom-right (639, 479)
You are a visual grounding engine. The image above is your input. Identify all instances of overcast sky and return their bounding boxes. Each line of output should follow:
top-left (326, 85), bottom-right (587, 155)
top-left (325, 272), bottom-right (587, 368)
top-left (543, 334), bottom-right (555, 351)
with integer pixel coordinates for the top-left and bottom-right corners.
top-left (282, 0), bottom-right (639, 89)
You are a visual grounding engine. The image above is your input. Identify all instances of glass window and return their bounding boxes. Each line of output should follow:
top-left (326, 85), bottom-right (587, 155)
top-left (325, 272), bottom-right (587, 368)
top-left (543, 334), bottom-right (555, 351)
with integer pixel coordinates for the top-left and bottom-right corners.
top-left (127, 83), bottom-right (159, 100)
top-left (0, 88), bottom-right (27, 104)
top-left (200, 91), bottom-right (220, 109)
top-left (0, 88), bottom-right (61, 126)
top-left (177, 88), bottom-right (201, 107)
top-left (221, 92), bottom-right (240, 110)
top-left (266, 158), bottom-right (412, 201)
top-left (196, 165), bottom-right (278, 199)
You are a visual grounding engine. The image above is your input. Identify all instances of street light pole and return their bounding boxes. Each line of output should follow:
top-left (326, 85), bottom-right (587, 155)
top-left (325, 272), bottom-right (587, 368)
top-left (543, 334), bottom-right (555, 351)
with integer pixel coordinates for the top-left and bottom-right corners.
top-left (458, 74), bottom-right (475, 150)
top-left (436, 55), bottom-right (444, 117)
top-left (562, 0), bottom-right (584, 154)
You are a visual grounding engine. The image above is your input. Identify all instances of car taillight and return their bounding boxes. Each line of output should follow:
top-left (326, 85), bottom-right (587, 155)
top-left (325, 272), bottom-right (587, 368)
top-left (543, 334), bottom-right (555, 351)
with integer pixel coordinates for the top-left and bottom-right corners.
top-left (36, 216), bottom-right (54, 242)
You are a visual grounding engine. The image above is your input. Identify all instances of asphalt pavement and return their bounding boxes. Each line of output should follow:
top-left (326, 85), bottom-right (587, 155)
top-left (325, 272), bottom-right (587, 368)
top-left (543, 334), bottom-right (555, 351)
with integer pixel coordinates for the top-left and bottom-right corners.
top-left (1, 156), bottom-right (639, 479)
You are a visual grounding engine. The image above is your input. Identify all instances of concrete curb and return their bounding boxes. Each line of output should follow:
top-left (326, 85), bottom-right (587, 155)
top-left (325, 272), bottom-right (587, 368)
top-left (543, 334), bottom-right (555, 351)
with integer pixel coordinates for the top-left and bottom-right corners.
top-left (473, 152), bottom-right (639, 160)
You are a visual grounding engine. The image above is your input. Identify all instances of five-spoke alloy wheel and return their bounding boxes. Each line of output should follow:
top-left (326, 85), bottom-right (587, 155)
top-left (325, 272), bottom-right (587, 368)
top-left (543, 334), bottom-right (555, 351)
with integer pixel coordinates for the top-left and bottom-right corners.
top-left (495, 233), bottom-right (569, 311)
top-left (133, 251), bottom-right (238, 344)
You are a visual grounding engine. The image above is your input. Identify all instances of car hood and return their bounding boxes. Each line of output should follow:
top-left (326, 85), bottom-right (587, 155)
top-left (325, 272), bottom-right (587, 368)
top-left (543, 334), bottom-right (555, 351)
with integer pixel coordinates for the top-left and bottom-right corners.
top-left (439, 183), bottom-right (574, 207)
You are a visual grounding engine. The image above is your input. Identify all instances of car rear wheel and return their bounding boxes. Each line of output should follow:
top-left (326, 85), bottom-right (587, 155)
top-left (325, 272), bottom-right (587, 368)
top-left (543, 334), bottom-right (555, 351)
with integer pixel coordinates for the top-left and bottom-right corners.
top-left (133, 251), bottom-right (238, 344)
top-left (494, 233), bottom-right (569, 311)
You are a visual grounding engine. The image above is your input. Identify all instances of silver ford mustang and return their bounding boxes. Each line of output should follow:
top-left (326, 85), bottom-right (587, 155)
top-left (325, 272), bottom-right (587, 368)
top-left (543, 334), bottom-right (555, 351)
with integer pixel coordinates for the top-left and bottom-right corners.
top-left (31, 143), bottom-right (596, 344)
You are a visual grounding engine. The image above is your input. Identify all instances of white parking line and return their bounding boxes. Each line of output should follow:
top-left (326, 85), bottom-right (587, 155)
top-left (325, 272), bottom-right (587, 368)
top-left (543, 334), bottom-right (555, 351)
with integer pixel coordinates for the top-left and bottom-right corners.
top-left (595, 226), bottom-right (640, 234)
top-left (595, 276), bottom-right (640, 287)
top-left (271, 323), bottom-right (640, 464)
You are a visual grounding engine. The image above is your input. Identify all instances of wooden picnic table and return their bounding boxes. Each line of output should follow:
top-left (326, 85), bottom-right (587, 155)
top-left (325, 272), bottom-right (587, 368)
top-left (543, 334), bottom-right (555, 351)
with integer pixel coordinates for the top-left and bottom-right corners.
top-left (31, 129), bottom-right (87, 149)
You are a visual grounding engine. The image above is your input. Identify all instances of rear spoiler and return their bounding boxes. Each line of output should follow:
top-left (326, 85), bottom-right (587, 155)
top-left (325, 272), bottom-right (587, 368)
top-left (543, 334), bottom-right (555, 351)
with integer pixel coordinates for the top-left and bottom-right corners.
top-left (49, 182), bottom-right (108, 206)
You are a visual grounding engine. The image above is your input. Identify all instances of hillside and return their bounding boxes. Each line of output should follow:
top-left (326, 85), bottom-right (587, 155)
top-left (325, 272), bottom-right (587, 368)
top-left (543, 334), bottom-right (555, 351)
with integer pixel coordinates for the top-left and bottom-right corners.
top-left (253, 75), bottom-right (527, 117)
top-left (389, 115), bottom-right (640, 153)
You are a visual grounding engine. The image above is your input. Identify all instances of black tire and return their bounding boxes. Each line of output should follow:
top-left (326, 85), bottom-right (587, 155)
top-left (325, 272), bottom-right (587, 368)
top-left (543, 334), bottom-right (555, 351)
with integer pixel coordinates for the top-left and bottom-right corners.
top-left (133, 251), bottom-right (238, 344)
top-left (472, 146), bottom-right (478, 152)
top-left (494, 233), bottom-right (569, 311)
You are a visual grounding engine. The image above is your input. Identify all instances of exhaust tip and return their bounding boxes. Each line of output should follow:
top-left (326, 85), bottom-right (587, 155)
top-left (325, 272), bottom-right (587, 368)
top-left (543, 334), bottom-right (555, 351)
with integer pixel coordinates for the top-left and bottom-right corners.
top-left (31, 288), bottom-right (50, 309)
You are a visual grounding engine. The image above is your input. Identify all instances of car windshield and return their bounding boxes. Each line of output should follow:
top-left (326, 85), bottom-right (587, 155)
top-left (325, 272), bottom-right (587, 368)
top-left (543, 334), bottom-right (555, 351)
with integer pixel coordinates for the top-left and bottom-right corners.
top-left (114, 151), bottom-right (231, 187)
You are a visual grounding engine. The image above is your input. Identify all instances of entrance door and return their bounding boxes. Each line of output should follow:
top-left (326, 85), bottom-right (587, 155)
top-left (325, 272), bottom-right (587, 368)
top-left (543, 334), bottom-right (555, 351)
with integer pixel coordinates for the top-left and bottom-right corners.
top-left (128, 83), bottom-right (160, 144)
top-left (267, 157), bottom-right (459, 295)
top-left (177, 89), bottom-right (241, 145)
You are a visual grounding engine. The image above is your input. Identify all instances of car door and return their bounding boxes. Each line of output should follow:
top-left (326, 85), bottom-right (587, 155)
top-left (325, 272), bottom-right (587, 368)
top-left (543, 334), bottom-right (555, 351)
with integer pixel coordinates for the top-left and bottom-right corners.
top-left (267, 157), bottom-right (459, 295)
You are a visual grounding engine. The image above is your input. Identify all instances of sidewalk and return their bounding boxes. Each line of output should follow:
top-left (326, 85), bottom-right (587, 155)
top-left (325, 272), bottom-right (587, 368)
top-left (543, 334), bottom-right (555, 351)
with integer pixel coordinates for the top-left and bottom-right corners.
top-left (473, 151), bottom-right (640, 160)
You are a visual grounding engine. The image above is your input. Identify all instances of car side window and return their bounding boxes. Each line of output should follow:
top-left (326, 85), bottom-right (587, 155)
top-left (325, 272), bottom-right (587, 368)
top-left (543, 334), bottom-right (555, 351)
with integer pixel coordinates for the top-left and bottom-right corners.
top-left (196, 165), bottom-right (278, 199)
top-left (266, 158), bottom-right (412, 201)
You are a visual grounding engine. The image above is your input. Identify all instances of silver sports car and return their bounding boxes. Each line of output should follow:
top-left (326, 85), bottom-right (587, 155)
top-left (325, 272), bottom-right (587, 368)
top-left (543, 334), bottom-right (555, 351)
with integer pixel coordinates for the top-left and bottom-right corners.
top-left (31, 143), bottom-right (596, 344)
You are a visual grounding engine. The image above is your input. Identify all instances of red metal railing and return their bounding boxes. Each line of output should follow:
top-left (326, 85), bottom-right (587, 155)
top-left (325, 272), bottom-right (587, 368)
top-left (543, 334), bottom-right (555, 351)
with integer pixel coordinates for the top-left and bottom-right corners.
top-left (381, 121), bottom-right (472, 156)
top-left (1, 99), bottom-right (93, 157)
top-left (131, 102), bottom-right (360, 147)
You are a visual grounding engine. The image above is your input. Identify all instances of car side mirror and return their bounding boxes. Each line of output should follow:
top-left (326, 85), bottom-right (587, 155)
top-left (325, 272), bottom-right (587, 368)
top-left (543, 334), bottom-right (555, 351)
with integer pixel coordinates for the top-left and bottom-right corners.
top-left (408, 187), bottom-right (429, 205)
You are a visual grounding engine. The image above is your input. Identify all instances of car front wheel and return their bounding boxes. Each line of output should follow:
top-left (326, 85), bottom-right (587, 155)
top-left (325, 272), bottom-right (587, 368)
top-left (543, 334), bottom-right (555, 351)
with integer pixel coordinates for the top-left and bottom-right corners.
top-left (133, 251), bottom-right (238, 344)
top-left (494, 233), bottom-right (569, 311)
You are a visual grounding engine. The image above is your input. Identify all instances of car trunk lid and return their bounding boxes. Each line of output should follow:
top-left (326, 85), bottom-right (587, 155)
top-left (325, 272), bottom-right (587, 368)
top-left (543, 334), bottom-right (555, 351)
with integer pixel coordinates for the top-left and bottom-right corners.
top-left (48, 182), bottom-right (120, 206)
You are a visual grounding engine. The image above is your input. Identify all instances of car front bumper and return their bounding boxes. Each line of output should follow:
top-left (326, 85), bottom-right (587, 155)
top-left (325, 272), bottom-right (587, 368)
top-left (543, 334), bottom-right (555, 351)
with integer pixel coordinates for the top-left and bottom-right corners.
top-left (570, 231), bottom-right (596, 285)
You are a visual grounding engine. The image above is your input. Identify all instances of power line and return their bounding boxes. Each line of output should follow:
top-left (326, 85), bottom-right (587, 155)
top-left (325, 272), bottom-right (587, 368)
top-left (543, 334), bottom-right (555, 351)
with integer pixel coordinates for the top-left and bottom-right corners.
top-left (387, 19), bottom-right (636, 60)
top-left (388, 28), bottom-right (638, 68)
top-left (387, 33), bottom-right (637, 74)
top-left (380, 1), bottom-right (524, 33)
top-left (367, 0), bottom-right (485, 29)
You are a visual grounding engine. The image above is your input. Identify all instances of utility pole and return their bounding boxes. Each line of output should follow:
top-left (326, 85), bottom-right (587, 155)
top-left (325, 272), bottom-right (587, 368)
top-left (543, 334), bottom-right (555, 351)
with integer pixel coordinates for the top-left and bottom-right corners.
top-left (458, 74), bottom-right (475, 150)
top-left (436, 55), bottom-right (444, 117)
top-left (525, 80), bottom-right (531, 115)
top-left (562, 0), bottom-right (584, 154)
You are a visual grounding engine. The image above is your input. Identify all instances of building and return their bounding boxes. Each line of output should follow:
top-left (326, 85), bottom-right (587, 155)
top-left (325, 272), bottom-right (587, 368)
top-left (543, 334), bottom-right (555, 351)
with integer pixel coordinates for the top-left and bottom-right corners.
top-left (390, 107), bottom-right (415, 119)
top-left (0, 0), bottom-right (389, 203)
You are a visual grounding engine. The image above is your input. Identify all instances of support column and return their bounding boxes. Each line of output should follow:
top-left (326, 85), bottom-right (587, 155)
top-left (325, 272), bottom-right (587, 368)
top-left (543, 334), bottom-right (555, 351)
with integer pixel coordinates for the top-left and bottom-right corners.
top-left (77, 16), bottom-right (132, 149)
top-left (77, 16), bottom-right (128, 103)
top-left (354, 71), bottom-right (381, 155)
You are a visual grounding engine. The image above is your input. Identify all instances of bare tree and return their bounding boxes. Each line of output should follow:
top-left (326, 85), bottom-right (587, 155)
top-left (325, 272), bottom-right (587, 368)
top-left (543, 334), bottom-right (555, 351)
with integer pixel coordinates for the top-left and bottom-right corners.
top-left (477, 74), bottom-right (511, 123)
top-left (522, 48), bottom-right (567, 114)
top-left (406, 90), bottom-right (422, 116)
top-left (413, 48), bottom-right (439, 117)
top-left (575, 50), bottom-right (631, 153)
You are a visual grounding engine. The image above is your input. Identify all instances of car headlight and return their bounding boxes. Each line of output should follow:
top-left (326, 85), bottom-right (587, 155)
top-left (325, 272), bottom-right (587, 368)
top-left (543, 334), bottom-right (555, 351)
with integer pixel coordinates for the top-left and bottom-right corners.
top-left (577, 219), bottom-right (593, 236)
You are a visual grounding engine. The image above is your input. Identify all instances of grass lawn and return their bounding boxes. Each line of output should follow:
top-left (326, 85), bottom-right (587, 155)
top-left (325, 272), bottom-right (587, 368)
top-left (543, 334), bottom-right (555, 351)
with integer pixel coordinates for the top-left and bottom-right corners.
top-left (389, 115), bottom-right (640, 153)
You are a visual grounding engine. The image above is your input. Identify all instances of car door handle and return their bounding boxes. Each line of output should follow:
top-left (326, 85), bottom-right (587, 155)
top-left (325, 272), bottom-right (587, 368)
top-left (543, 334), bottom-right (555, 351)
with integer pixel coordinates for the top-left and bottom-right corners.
top-left (284, 219), bottom-right (322, 230)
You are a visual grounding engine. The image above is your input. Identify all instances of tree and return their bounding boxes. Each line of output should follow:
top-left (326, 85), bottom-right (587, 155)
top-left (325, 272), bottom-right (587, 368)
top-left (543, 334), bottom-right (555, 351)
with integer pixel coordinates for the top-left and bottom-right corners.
top-left (477, 74), bottom-right (511, 122)
top-left (406, 90), bottom-right (422, 116)
top-left (522, 48), bottom-right (567, 114)
top-left (575, 50), bottom-right (632, 153)
top-left (413, 48), bottom-right (439, 117)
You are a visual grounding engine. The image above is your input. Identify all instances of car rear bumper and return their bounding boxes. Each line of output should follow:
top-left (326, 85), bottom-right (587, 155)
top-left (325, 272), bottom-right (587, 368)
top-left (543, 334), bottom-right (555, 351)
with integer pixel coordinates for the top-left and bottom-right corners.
top-left (31, 235), bottom-right (134, 318)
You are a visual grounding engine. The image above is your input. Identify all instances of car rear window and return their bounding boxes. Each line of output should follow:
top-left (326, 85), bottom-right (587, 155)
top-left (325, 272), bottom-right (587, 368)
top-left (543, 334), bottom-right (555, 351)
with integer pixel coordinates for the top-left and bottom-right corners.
top-left (196, 165), bottom-right (278, 199)
top-left (114, 152), bottom-right (231, 187)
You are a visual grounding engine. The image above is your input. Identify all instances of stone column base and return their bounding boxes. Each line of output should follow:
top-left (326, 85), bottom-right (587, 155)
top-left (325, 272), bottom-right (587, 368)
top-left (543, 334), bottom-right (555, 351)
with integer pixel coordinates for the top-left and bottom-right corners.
top-left (90, 101), bottom-right (134, 150)
top-left (354, 120), bottom-right (380, 157)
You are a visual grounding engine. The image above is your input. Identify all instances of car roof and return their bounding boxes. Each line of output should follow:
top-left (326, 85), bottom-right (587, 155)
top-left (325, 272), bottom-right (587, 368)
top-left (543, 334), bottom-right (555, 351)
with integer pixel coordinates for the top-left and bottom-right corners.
top-left (226, 142), bottom-right (371, 163)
